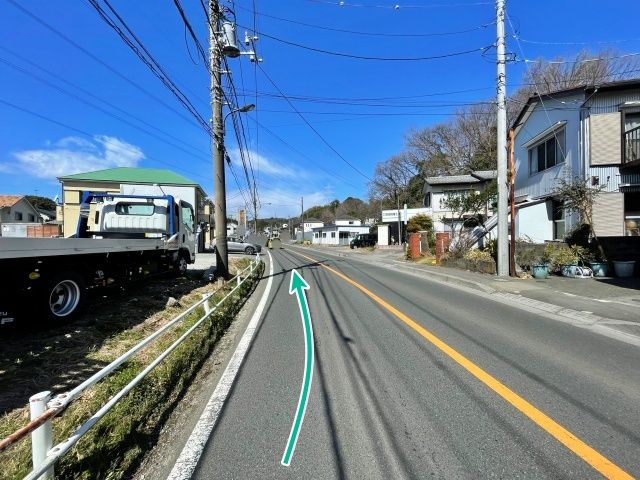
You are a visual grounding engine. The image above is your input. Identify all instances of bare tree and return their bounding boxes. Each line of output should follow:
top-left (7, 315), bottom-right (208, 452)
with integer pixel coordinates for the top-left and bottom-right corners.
top-left (368, 153), bottom-right (420, 208)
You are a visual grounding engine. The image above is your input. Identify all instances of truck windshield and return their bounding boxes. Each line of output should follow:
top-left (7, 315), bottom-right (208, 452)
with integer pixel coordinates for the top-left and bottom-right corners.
top-left (115, 203), bottom-right (155, 216)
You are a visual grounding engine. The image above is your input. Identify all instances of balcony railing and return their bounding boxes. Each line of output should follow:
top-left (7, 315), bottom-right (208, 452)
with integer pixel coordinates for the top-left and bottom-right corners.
top-left (625, 126), bottom-right (640, 164)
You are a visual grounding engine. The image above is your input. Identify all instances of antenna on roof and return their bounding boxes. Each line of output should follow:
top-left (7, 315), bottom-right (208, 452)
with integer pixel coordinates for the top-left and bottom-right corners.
top-left (153, 183), bottom-right (166, 196)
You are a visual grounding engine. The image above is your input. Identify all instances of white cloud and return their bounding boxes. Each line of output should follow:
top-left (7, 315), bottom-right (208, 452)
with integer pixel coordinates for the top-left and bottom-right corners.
top-left (227, 148), bottom-right (304, 179)
top-left (3, 135), bottom-right (145, 179)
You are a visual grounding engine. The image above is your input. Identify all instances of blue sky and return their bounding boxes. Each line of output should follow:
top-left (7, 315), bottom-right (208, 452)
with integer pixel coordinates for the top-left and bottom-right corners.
top-left (1, 0), bottom-right (639, 218)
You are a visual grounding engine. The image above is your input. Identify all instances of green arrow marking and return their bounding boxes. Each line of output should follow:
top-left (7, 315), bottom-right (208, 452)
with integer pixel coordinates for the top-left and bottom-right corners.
top-left (281, 269), bottom-right (314, 467)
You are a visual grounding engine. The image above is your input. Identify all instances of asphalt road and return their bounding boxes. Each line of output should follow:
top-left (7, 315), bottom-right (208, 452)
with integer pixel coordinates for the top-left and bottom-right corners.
top-left (191, 244), bottom-right (640, 479)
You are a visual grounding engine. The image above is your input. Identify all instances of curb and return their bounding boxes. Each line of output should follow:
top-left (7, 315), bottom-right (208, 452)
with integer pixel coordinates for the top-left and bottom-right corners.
top-left (289, 245), bottom-right (640, 347)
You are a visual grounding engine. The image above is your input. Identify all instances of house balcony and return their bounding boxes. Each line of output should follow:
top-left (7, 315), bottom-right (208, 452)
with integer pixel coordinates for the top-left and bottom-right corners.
top-left (623, 126), bottom-right (640, 169)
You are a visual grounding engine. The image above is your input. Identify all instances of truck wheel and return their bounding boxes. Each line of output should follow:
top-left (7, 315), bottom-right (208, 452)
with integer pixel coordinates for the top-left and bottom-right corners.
top-left (41, 273), bottom-right (85, 324)
top-left (244, 246), bottom-right (255, 255)
top-left (176, 254), bottom-right (189, 276)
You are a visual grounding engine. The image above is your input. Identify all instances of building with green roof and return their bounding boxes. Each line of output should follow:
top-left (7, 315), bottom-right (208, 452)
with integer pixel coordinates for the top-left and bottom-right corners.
top-left (58, 168), bottom-right (212, 246)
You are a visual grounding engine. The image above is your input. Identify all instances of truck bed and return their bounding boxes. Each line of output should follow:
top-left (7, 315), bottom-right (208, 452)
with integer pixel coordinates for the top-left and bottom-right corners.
top-left (0, 237), bottom-right (172, 259)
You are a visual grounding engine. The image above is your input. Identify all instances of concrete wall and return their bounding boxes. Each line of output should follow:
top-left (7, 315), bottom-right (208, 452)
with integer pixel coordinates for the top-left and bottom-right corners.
top-left (516, 201), bottom-right (553, 243)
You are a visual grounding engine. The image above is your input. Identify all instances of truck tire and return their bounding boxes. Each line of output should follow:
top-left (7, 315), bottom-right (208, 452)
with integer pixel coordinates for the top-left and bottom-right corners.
top-left (40, 272), bottom-right (85, 324)
top-left (175, 252), bottom-right (189, 276)
top-left (244, 246), bottom-right (255, 255)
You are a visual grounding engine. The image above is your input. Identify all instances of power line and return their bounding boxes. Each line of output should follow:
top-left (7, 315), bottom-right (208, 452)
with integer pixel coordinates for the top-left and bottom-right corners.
top-left (250, 115), bottom-right (363, 190)
top-left (521, 51), bottom-right (640, 65)
top-left (240, 25), bottom-right (491, 61)
top-left (235, 4), bottom-right (494, 37)
top-left (514, 35), bottom-right (640, 47)
top-left (259, 64), bottom-right (371, 180)
top-left (172, 0), bottom-right (209, 65)
top-left (0, 55), bottom-right (213, 166)
top-left (4, 0), bottom-right (204, 133)
top-left (87, 0), bottom-right (212, 135)
top-left (0, 45), bottom-right (205, 157)
top-left (0, 98), bottom-right (213, 187)
top-left (307, 0), bottom-right (492, 8)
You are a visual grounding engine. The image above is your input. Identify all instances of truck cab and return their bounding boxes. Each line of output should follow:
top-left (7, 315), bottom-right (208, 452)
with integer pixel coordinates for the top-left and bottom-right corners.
top-left (79, 193), bottom-right (196, 263)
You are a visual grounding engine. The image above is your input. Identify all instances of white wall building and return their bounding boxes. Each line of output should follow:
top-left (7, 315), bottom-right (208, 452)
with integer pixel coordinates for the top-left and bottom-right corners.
top-left (312, 224), bottom-right (371, 246)
top-left (513, 80), bottom-right (640, 242)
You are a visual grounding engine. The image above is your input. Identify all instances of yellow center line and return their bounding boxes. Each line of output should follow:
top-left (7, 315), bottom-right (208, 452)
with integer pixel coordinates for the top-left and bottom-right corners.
top-left (288, 248), bottom-right (634, 480)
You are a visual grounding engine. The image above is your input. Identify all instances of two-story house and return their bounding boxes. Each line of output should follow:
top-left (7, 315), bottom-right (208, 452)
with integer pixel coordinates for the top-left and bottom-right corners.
top-left (513, 79), bottom-right (640, 243)
top-left (0, 195), bottom-right (42, 236)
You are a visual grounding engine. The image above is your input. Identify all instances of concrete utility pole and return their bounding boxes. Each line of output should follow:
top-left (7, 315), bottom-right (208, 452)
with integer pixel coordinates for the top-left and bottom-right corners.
top-left (508, 128), bottom-right (516, 276)
top-left (496, 0), bottom-right (509, 276)
top-left (253, 185), bottom-right (258, 235)
top-left (209, 0), bottom-right (229, 278)
top-left (300, 196), bottom-right (304, 241)
top-left (396, 188), bottom-right (402, 245)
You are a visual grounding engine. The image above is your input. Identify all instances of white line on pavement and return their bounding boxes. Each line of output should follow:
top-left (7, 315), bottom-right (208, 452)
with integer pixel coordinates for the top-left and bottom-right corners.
top-left (166, 251), bottom-right (275, 480)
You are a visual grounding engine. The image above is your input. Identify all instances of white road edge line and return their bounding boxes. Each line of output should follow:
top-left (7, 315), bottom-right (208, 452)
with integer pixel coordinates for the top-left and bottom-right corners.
top-left (166, 251), bottom-right (274, 480)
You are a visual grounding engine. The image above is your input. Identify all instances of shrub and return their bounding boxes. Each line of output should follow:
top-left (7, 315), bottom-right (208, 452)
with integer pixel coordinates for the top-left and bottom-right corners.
top-left (406, 214), bottom-right (433, 233)
top-left (464, 249), bottom-right (493, 263)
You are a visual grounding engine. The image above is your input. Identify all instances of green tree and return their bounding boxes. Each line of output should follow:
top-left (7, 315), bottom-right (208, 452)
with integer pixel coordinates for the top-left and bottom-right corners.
top-left (406, 214), bottom-right (433, 233)
top-left (25, 195), bottom-right (56, 211)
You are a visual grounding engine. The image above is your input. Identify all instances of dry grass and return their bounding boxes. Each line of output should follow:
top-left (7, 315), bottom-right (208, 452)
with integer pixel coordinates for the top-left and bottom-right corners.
top-left (0, 258), bottom-right (262, 480)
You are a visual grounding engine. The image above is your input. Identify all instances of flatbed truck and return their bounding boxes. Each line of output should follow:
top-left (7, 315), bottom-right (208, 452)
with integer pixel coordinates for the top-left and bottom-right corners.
top-left (0, 193), bottom-right (197, 326)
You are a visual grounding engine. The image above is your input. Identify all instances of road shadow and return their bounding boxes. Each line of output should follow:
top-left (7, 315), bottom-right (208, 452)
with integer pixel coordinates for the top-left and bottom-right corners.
top-left (594, 276), bottom-right (640, 293)
top-left (0, 270), bottom-right (210, 414)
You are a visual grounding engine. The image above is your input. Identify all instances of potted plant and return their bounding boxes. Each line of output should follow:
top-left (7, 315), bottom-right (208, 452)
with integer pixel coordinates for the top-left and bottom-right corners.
top-left (588, 254), bottom-right (609, 277)
top-left (554, 246), bottom-right (580, 277)
top-left (613, 260), bottom-right (636, 278)
top-left (531, 261), bottom-right (550, 279)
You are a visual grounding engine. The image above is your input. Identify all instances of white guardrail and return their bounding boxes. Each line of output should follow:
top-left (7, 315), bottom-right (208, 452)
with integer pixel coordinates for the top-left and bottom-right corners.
top-left (0, 254), bottom-right (263, 480)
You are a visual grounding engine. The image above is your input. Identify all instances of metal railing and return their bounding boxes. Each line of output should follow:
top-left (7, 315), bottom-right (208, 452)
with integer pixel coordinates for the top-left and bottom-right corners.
top-left (0, 254), bottom-right (262, 480)
top-left (625, 126), bottom-right (640, 164)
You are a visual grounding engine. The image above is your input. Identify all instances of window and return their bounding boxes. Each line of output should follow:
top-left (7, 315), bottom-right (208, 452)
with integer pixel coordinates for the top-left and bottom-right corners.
top-left (181, 206), bottom-right (194, 232)
top-left (331, 232), bottom-right (336, 238)
top-left (314, 232), bottom-right (319, 238)
top-left (529, 130), bottom-right (565, 174)
top-left (424, 192), bottom-right (432, 208)
top-left (14, 211), bottom-right (23, 221)
top-left (115, 203), bottom-right (155, 215)
top-left (28, 214), bottom-right (35, 222)
top-left (322, 232), bottom-right (326, 238)
top-left (552, 200), bottom-right (565, 240)
top-left (440, 189), bottom-right (471, 209)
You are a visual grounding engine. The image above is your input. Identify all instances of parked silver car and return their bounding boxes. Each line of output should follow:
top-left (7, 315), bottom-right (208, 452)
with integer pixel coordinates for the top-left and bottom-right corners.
top-left (212, 237), bottom-right (262, 255)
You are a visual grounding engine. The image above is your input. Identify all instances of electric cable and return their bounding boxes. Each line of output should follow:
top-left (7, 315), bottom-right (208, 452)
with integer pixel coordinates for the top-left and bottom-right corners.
top-left (4, 0), bottom-right (205, 132)
top-left (259, 64), bottom-right (371, 181)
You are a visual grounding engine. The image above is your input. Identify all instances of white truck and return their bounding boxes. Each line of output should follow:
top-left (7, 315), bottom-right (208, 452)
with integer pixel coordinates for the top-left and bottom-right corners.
top-left (0, 193), bottom-right (197, 326)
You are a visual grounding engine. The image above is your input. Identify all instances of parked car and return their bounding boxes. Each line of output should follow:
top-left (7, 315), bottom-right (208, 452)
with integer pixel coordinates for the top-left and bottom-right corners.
top-left (212, 237), bottom-right (262, 255)
top-left (350, 233), bottom-right (376, 249)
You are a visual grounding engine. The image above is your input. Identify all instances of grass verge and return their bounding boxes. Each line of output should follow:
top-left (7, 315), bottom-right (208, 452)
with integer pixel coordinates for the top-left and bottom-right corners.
top-left (0, 259), bottom-right (263, 480)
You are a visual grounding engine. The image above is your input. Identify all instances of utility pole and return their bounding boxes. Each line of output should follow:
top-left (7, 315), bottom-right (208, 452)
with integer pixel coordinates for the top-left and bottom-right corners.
top-left (210, 0), bottom-right (230, 278)
top-left (396, 188), bottom-right (402, 245)
top-left (300, 196), bottom-right (304, 242)
top-left (253, 184), bottom-right (258, 235)
top-left (508, 128), bottom-right (516, 276)
top-left (496, 0), bottom-right (509, 276)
